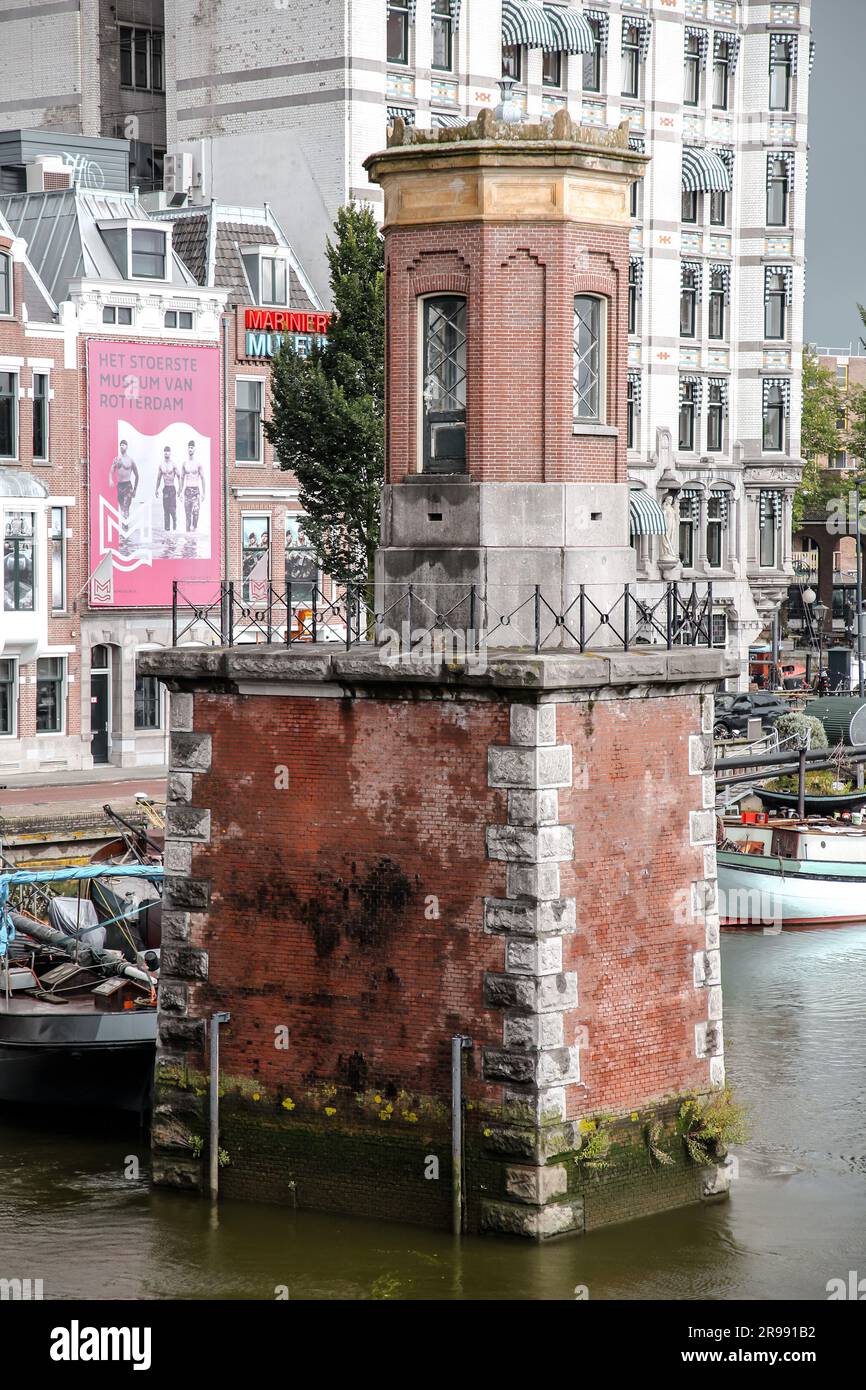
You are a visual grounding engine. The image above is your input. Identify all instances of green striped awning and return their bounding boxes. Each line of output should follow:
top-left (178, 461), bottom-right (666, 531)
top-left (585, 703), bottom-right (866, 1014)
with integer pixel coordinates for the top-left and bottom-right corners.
top-left (629, 490), bottom-right (666, 537)
top-left (682, 146), bottom-right (731, 194)
top-left (502, 0), bottom-right (554, 49)
top-left (544, 4), bottom-right (595, 54)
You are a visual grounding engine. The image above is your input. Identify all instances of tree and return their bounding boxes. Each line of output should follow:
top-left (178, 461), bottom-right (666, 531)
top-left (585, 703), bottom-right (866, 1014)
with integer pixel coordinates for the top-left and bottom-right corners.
top-left (266, 204), bottom-right (384, 590)
top-left (794, 348), bottom-right (845, 528)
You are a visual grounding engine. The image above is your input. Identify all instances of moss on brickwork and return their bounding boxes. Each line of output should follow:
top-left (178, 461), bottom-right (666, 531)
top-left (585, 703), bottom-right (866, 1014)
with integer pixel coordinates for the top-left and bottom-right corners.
top-left (152, 1075), bottom-right (737, 1236)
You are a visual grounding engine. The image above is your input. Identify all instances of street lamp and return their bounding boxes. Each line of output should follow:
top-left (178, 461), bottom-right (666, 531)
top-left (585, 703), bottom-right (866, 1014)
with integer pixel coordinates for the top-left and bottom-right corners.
top-left (813, 598), bottom-right (829, 687)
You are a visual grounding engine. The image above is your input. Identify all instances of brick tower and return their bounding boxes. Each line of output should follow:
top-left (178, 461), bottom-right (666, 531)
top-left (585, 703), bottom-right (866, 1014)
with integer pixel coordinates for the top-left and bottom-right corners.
top-left (373, 108), bottom-right (641, 639)
top-left (143, 111), bottom-right (735, 1239)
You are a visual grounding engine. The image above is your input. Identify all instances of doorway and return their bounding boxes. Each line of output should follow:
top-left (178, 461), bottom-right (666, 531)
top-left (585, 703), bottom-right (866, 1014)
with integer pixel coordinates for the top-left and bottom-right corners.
top-left (90, 644), bottom-right (111, 764)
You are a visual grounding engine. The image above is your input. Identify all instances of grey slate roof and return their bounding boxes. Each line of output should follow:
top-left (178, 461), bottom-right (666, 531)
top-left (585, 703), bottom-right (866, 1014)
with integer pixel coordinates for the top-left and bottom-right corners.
top-left (0, 188), bottom-right (197, 305)
top-left (0, 204), bottom-right (57, 321)
top-left (156, 204), bottom-right (320, 312)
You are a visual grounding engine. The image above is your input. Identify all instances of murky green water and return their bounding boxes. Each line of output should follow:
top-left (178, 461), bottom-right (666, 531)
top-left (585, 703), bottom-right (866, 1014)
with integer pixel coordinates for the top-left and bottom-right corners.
top-left (2, 927), bottom-right (865, 1300)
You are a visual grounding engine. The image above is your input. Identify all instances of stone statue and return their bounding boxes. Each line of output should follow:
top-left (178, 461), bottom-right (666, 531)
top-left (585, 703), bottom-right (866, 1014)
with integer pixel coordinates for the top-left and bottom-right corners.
top-left (660, 492), bottom-right (679, 564)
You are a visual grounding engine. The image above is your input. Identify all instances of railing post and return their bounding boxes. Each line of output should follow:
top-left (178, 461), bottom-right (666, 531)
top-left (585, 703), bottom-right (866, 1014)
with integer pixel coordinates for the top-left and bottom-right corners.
top-left (311, 585), bottom-right (318, 643)
top-left (407, 585), bottom-right (414, 646)
top-left (666, 583), bottom-right (673, 650)
top-left (227, 581), bottom-right (234, 647)
top-left (267, 585), bottom-right (273, 645)
top-left (623, 583), bottom-right (630, 651)
top-left (346, 584), bottom-right (353, 650)
top-left (706, 581), bottom-right (713, 647)
top-left (172, 581), bottom-right (178, 646)
top-left (579, 584), bottom-right (586, 652)
top-left (469, 583), bottom-right (477, 651)
top-left (286, 584), bottom-right (293, 645)
top-left (534, 585), bottom-right (541, 654)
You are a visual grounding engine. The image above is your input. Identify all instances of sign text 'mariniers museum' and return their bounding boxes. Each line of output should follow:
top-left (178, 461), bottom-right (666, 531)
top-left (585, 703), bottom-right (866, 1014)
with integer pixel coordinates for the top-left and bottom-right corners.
top-left (238, 307), bottom-right (332, 360)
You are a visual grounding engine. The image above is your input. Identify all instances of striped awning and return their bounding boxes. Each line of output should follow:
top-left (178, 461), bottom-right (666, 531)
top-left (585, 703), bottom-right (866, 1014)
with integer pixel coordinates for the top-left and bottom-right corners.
top-left (680, 487), bottom-right (701, 522)
top-left (629, 255), bottom-right (644, 296)
top-left (680, 374), bottom-right (703, 409)
top-left (709, 262), bottom-right (731, 303)
top-left (770, 32), bottom-right (798, 75)
top-left (767, 150), bottom-right (795, 192)
top-left (627, 369), bottom-right (642, 413)
top-left (714, 145), bottom-right (735, 182)
top-left (585, 7), bottom-right (609, 54)
top-left (763, 377), bottom-right (791, 414)
top-left (432, 111), bottom-right (465, 128)
top-left (682, 146), bottom-right (731, 194)
top-left (681, 259), bottom-right (703, 292)
top-left (629, 490), bottom-right (665, 537)
top-left (544, 4), bottom-right (594, 53)
top-left (708, 377), bottom-right (729, 409)
top-left (628, 134), bottom-right (645, 154)
top-left (759, 489), bottom-right (783, 527)
top-left (622, 13), bottom-right (652, 61)
top-left (685, 25), bottom-right (709, 67)
top-left (710, 487), bottom-right (730, 525)
top-left (714, 30), bottom-right (741, 74)
top-left (765, 263), bottom-right (793, 306)
top-left (502, 0), bottom-right (554, 48)
top-left (387, 105), bottom-right (416, 126)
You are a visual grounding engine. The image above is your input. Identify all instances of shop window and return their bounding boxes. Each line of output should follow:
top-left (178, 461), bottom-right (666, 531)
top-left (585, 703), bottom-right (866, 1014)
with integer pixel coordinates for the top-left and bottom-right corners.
top-left (0, 371), bottom-right (18, 457)
top-left (134, 668), bottom-right (162, 729)
top-left (236, 379), bottom-right (264, 462)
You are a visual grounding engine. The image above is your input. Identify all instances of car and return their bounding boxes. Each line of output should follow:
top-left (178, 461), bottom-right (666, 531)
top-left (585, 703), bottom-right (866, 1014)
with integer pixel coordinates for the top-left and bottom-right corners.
top-left (713, 692), bottom-right (788, 740)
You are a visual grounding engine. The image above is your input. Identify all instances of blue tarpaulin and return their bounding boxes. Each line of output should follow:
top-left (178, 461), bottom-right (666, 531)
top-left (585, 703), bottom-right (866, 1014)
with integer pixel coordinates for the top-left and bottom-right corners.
top-left (0, 864), bottom-right (163, 957)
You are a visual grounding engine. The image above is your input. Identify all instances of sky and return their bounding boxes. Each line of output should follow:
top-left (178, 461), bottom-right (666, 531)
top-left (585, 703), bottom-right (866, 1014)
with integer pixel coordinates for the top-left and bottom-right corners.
top-left (804, 0), bottom-right (866, 350)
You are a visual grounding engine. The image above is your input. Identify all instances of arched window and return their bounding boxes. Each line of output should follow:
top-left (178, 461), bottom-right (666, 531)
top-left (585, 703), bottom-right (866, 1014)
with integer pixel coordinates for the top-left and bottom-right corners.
top-left (421, 294), bottom-right (467, 473)
top-left (573, 295), bottom-right (605, 424)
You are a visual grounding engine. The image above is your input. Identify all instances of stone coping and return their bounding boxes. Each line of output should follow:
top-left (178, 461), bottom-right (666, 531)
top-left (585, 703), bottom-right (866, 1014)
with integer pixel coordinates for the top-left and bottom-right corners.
top-left (139, 644), bottom-right (735, 693)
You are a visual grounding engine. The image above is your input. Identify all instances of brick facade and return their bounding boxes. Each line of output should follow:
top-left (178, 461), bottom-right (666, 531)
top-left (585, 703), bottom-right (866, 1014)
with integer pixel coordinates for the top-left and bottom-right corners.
top-left (386, 222), bottom-right (629, 485)
top-left (0, 237), bottom-right (82, 768)
top-left (143, 646), bottom-right (732, 1236)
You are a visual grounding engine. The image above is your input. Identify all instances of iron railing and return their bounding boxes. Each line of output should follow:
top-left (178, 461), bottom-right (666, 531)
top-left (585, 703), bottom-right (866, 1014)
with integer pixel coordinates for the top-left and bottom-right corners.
top-left (172, 580), bottom-right (717, 654)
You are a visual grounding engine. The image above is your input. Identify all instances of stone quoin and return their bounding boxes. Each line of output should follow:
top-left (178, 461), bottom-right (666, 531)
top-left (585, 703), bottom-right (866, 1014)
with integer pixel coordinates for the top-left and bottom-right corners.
top-left (141, 109), bottom-right (735, 1237)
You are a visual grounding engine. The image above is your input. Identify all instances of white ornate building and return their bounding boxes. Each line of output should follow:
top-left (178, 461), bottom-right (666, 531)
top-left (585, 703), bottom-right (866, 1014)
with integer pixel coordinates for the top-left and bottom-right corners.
top-left (159, 0), bottom-right (811, 684)
top-left (0, 1), bottom-right (812, 685)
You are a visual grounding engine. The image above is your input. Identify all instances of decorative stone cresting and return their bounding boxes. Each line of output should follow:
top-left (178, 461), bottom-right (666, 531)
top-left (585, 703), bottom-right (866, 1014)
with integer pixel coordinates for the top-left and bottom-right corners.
top-left (481, 700), bottom-right (584, 1238)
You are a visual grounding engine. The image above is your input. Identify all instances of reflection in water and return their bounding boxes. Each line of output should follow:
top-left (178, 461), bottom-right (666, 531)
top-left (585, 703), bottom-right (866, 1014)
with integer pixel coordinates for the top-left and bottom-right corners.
top-left (1, 928), bottom-right (864, 1300)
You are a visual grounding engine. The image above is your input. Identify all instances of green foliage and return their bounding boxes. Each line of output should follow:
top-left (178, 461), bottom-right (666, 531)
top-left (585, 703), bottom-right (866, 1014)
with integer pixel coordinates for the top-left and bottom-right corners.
top-left (573, 1116), bottom-right (613, 1171)
top-left (645, 1120), bottom-right (674, 1167)
top-left (677, 1087), bottom-right (749, 1166)
top-left (795, 349), bottom-right (851, 530)
top-left (266, 204), bottom-right (385, 588)
top-left (766, 769), bottom-right (841, 795)
top-left (773, 711), bottom-right (829, 751)
top-left (800, 348), bottom-right (843, 461)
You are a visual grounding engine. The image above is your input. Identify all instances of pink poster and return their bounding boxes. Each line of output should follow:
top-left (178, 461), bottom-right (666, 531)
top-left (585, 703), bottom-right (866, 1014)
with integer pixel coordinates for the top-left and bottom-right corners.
top-left (87, 340), bottom-right (221, 607)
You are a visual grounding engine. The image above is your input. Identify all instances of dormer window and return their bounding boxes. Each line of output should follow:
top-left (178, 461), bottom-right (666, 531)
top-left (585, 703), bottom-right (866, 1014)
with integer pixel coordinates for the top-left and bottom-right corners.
top-left (130, 228), bottom-right (166, 279)
top-left (261, 257), bottom-right (288, 306)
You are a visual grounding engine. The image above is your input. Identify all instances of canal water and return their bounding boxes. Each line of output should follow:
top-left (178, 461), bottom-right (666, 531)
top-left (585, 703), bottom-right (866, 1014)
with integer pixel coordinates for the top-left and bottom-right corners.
top-left (1, 926), bottom-right (864, 1301)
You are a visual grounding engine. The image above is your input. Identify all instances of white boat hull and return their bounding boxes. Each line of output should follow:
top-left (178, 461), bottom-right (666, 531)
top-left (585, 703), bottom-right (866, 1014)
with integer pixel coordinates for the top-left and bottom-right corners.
top-left (717, 856), bottom-right (866, 928)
